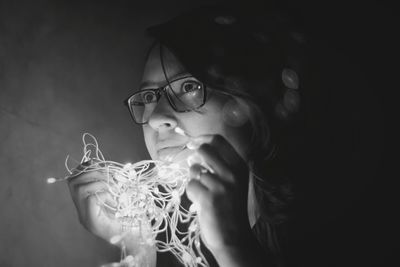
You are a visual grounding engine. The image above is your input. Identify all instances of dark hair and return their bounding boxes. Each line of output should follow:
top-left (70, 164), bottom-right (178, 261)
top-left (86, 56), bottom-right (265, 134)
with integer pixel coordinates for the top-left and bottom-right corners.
top-left (146, 4), bottom-right (309, 264)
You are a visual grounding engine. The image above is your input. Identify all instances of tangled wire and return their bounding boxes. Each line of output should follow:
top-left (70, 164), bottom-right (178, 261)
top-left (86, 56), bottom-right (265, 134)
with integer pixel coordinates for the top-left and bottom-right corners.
top-left (48, 133), bottom-right (209, 267)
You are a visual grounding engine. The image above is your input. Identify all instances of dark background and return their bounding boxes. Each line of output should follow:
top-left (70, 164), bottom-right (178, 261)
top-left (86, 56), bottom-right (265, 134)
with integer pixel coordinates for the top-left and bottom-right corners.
top-left (0, 0), bottom-right (396, 266)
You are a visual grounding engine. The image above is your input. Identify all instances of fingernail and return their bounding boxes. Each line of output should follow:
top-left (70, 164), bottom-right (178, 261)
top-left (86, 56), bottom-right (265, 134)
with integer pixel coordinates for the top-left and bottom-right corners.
top-left (186, 136), bottom-right (210, 150)
top-left (186, 140), bottom-right (200, 150)
top-left (186, 153), bottom-right (215, 174)
top-left (187, 153), bottom-right (203, 167)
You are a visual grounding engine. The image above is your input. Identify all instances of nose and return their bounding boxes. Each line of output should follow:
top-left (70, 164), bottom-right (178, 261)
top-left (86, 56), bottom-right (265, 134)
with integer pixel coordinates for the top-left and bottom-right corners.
top-left (147, 94), bottom-right (177, 131)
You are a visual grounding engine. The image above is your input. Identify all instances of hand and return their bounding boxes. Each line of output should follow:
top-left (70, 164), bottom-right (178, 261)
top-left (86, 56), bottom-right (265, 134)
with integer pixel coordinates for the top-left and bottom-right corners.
top-left (67, 161), bottom-right (157, 267)
top-left (186, 135), bottom-right (254, 253)
top-left (67, 161), bottom-right (122, 243)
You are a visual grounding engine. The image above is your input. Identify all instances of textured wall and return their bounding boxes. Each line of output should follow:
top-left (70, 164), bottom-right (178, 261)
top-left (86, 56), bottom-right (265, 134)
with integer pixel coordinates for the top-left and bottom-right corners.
top-left (0, 0), bottom-right (395, 266)
top-left (0, 0), bottom-right (205, 266)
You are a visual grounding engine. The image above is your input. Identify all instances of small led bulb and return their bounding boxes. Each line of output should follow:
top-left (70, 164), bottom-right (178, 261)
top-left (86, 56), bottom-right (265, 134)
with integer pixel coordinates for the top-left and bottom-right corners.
top-left (189, 223), bottom-right (197, 232)
top-left (153, 187), bottom-right (160, 194)
top-left (189, 203), bottom-right (200, 213)
top-left (182, 252), bottom-right (192, 263)
top-left (145, 238), bottom-right (155, 245)
top-left (174, 127), bottom-right (186, 136)
top-left (124, 255), bottom-right (134, 263)
top-left (165, 203), bottom-right (173, 211)
top-left (169, 163), bottom-right (179, 170)
top-left (123, 163), bottom-right (132, 170)
top-left (119, 192), bottom-right (130, 205)
top-left (47, 177), bottom-right (57, 184)
top-left (114, 173), bottom-right (127, 182)
top-left (171, 190), bottom-right (180, 201)
top-left (110, 234), bottom-right (122, 244)
top-left (158, 166), bottom-right (168, 177)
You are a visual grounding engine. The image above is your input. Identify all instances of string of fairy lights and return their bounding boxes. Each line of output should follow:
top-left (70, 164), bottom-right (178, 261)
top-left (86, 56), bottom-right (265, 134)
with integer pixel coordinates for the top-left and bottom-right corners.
top-left (47, 131), bottom-right (210, 267)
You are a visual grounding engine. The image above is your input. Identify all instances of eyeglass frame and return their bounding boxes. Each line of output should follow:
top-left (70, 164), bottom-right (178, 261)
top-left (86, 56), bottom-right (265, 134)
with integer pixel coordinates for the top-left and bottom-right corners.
top-left (124, 75), bottom-right (208, 125)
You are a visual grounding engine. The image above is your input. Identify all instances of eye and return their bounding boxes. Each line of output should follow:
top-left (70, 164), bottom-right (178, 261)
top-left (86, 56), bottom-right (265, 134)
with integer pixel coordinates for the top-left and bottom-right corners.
top-left (142, 91), bottom-right (156, 103)
top-left (182, 81), bottom-right (202, 93)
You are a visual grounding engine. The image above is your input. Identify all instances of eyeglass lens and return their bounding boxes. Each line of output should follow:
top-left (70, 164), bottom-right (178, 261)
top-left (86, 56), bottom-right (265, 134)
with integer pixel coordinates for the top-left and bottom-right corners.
top-left (128, 77), bottom-right (205, 124)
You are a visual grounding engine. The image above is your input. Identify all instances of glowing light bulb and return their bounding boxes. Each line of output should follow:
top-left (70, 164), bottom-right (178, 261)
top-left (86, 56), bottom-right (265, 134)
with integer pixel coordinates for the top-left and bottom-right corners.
top-left (127, 169), bottom-right (137, 179)
top-left (114, 173), bottom-right (127, 182)
top-left (171, 190), bottom-right (180, 204)
top-left (189, 223), bottom-right (197, 232)
top-left (158, 166), bottom-right (168, 177)
top-left (182, 252), bottom-right (192, 263)
top-left (153, 187), bottom-right (159, 194)
top-left (124, 255), bottom-right (134, 263)
top-left (189, 203), bottom-right (200, 213)
top-left (47, 177), bottom-right (56, 184)
top-left (145, 238), bottom-right (155, 245)
top-left (171, 190), bottom-right (179, 200)
top-left (119, 192), bottom-right (130, 205)
top-left (174, 127), bottom-right (186, 136)
top-left (110, 234), bottom-right (122, 244)
top-left (165, 202), bottom-right (173, 211)
top-left (169, 163), bottom-right (179, 170)
top-left (123, 163), bottom-right (132, 170)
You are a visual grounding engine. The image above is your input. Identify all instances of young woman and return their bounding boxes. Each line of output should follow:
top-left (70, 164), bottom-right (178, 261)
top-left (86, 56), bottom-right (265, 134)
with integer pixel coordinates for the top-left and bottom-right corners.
top-left (68, 5), bottom-right (307, 267)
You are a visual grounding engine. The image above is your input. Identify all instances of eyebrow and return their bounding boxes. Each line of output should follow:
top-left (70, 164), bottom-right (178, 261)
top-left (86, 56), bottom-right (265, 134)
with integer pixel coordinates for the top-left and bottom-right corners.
top-left (139, 72), bottom-right (191, 90)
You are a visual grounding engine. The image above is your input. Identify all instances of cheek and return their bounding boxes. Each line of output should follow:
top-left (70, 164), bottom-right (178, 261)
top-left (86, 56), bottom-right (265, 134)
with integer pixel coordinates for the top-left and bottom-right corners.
top-left (185, 99), bottom-right (226, 135)
top-left (206, 98), bottom-right (253, 160)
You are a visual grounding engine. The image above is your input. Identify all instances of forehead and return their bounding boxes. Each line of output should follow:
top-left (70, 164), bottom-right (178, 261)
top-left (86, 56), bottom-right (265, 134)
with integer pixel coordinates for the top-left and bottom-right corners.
top-left (141, 45), bottom-right (188, 88)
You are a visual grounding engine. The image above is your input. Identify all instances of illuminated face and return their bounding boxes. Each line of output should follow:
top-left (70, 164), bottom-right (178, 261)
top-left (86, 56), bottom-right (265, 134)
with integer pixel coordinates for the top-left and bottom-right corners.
top-left (140, 44), bottom-right (252, 165)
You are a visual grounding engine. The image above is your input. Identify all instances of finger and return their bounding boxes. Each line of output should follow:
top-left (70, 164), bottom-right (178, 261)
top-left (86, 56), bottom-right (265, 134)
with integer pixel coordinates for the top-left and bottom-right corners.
top-left (69, 179), bottom-right (110, 214)
top-left (68, 171), bottom-right (108, 189)
top-left (73, 186), bottom-right (113, 228)
top-left (85, 191), bottom-right (116, 235)
top-left (81, 190), bottom-right (116, 220)
top-left (75, 180), bottom-right (109, 202)
top-left (189, 164), bottom-right (225, 192)
top-left (86, 191), bottom-right (117, 215)
top-left (70, 159), bottom-right (106, 177)
top-left (186, 179), bottom-right (209, 205)
top-left (70, 159), bottom-right (94, 175)
top-left (196, 144), bottom-right (235, 183)
top-left (189, 163), bottom-right (207, 180)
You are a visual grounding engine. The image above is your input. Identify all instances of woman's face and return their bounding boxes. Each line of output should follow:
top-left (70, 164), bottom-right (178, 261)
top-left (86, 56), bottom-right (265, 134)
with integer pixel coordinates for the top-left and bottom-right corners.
top-left (140, 45), bottom-right (252, 165)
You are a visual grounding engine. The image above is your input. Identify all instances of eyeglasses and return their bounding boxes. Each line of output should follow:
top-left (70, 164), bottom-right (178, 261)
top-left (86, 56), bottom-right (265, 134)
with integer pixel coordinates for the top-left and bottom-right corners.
top-left (125, 76), bottom-right (207, 124)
